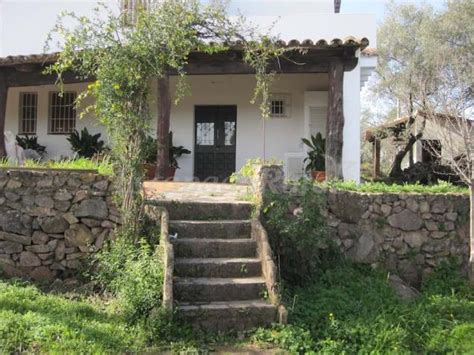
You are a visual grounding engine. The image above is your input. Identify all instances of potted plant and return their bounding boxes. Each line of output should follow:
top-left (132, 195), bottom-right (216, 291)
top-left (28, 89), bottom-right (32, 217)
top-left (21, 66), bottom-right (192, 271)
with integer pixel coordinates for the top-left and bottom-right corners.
top-left (142, 132), bottom-right (191, 180)
top-left (302, 133), bottom-right (326, 182)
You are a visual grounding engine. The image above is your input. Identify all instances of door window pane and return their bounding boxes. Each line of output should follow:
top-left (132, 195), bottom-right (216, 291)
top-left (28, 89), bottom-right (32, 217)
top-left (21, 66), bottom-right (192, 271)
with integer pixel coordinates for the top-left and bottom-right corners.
top-left (196, 122), bottom-right (214, 145)
top-left (224, 121), bottom-right (236, 146)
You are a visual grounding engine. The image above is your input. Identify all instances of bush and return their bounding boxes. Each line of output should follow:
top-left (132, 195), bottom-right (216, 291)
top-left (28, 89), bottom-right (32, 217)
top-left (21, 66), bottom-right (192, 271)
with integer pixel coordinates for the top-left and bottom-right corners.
top-left (93, 235), bottom-right (164, 324)
top-left (262, 180), bottom-right (336, 285)
top-left (67, 127), bottom-right (105, 158)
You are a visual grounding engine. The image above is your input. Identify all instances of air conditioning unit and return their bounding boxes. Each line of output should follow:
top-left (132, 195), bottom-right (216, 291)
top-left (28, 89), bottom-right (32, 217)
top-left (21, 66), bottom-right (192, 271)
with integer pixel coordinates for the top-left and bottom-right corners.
top-left (284, 152), bottom-right (306, 181)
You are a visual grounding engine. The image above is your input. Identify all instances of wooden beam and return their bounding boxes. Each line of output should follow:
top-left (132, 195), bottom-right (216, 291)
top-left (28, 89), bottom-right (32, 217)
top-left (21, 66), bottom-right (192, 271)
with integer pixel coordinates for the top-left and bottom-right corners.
top-left (326, 58), bottom-right (345, 180)
top-left (373, 138), bottom-right (381, 179)
top-left (0, 72), bottom-right (7, 157)
top-left (156, 75), bottom-right (171, 180)
top-left (5, 69), bottom-right (90, 87)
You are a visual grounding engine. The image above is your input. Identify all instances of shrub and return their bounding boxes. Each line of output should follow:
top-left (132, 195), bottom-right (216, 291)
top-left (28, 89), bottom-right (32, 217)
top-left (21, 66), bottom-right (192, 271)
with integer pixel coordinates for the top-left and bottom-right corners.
top-left (93, 235), bottom-right (164, 324)
top-left (16, 135), bottom-right (46, 156)
top-left (262, 180), bottom-right (336, 285)
top-left (67, 127), bottom-right (105, 158)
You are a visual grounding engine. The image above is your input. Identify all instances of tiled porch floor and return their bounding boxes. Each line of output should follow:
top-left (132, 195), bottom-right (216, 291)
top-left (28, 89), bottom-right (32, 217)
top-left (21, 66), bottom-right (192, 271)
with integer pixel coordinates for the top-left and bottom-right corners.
top-left (143, 181), bottom-right (252, 203)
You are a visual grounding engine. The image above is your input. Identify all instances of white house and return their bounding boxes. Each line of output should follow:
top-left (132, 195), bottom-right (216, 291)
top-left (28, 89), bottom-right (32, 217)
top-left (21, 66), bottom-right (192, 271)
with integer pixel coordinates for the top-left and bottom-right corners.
top-left (0, 0), bottom-right (376, 182)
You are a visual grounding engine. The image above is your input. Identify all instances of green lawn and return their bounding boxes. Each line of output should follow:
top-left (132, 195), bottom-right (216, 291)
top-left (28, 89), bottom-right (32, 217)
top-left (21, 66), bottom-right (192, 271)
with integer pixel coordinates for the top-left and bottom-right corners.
top-left (0, 281), bottom-right (146, 353)
top-left (1, 263), bottom-right (473, 354)
top-left (252, 263), bottom-right (474, 354)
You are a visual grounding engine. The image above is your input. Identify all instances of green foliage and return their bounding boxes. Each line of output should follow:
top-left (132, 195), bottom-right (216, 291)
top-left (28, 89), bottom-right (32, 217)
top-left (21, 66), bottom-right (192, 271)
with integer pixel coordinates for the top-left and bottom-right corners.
top-left (0, 157), bottom-right (113, 175)
top-left (142, 132), bottom-right (191, 168)
top-left (15, 135), bottom-right (46, 156)
top-left (262, 180), bottom-right (334, 285)
top-left (67, 127), bottom-right (105, 158)
top-left (326, 180), bottom-right (468, 194)
top-left (93, 235), bottom-right (164, 324)
top-left (229, 158), bottom-right (282, 184)
top-left (252, 262), bottom-right (474, 354)
top-left (302, 133), bottom-right (325, 172)
top-left (0, 280), bottom-right (145, 353)
top-left (47, 0), bottom-right (292, 235)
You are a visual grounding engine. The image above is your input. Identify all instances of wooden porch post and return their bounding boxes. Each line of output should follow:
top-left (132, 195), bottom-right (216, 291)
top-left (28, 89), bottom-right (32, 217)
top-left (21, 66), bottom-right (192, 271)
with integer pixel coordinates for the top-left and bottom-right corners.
top-left (156, 74), bottom-right (171, 180)
top-left (0, 72), bottom-right (8, 158)
top-left (373, 138), bottom-right (381, 179)
top-left (326, 58), bottom-right (344, 180)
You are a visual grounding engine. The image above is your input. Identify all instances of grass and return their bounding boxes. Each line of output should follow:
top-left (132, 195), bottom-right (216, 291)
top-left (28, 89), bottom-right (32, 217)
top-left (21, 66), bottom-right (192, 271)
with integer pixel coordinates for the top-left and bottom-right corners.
top-left (1, 262), bottom-right (473, 353)
top-left (326, 180), bottom-right (468, 194)
top-left (0, 157), bottom-right (114, 176)
top-left (0, 280), bottom-right (145, 353)
top-left (251, 262), bottom-right (474, 354)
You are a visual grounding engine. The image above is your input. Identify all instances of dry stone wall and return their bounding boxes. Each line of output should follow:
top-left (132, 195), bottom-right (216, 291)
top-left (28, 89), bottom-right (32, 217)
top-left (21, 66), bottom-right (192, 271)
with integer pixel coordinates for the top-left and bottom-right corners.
top-left (327, 190), bottom-right (469, 286)
top-left (0, 169), bottom-right (120, 282)
top-left (254, 164), bottom-right (470, 286)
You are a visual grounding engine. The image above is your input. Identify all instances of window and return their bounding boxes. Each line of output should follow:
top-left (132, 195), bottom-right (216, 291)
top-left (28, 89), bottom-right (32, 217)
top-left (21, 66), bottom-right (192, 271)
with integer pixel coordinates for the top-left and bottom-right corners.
top-left (19, 92), bottom-right (38, 134)
top-left (270, 94), bottom-right (291, 118)
top-left (49, 92), bottom-right (77, 134)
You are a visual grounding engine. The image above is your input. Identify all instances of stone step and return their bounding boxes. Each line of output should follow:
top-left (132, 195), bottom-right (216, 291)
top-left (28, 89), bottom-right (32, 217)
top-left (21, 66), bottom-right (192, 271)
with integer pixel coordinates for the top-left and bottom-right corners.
top-left (174, 238), bottom-right (257, 258)
top-left (152, 200), bottom-right (253, 220)
top-left (175, 258), bottom-right (262, 278)
top-left (177, 300), bottom-right (277, 332)
top-left (174, 277), bottom-right (267, 302)
top-left (169, 220), bottom-right (251, 239)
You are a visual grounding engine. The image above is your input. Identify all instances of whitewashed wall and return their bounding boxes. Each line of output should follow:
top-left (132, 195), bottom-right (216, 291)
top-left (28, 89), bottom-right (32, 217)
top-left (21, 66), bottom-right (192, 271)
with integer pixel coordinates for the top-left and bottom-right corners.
top-left (4, 72), bottom-right (366, 181)
top-left (5, 83), bottom-right (107, 159)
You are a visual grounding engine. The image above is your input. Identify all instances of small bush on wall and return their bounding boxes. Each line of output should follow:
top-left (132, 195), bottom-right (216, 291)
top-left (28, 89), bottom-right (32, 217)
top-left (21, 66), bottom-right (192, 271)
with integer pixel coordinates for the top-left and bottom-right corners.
top-left (262, 180), bottom-right (336, 285)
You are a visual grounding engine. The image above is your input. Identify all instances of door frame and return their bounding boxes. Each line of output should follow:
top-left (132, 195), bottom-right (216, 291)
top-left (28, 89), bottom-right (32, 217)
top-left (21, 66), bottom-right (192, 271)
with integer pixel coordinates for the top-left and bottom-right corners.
top-left (193, 105), bottom-right (237, 181)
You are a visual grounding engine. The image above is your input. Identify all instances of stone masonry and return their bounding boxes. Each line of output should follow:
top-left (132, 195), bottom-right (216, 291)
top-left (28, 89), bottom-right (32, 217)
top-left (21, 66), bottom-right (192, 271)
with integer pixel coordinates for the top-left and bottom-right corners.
top-left (0, 169), bottom-right (119, 282)
top-left (255, 164), bottom-right (470, 287)
top-left (327, 190), bottom-right (469, 286)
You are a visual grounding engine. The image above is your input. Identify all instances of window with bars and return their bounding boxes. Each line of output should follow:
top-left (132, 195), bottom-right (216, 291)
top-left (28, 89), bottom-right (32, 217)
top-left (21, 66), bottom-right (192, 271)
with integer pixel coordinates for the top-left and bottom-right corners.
top-left (270, 94), bottom-right (291, 118)
top-left (49, 92), bottom-right (77, 134)
top-left (19, 92), bottom-right (38, 134)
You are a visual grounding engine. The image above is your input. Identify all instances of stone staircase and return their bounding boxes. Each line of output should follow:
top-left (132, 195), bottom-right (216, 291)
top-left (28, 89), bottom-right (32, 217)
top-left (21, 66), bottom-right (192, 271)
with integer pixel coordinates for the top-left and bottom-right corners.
top-left (165, 201), bottom-right (278, 332)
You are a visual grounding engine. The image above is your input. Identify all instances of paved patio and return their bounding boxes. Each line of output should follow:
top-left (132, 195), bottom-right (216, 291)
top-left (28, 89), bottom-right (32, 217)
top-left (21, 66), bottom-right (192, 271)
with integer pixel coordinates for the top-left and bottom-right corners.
top-left (143, 181), bottom-right (252, 203)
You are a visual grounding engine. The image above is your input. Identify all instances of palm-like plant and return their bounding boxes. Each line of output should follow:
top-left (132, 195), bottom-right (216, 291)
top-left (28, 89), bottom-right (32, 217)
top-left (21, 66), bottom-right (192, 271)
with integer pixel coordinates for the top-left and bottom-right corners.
top-left (302, 133), bottom-right (326, 173)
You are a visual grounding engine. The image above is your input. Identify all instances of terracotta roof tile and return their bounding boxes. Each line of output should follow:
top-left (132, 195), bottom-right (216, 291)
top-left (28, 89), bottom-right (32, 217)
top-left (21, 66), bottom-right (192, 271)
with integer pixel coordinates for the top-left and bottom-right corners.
top-left (0, 37), bottom-right (369, 67)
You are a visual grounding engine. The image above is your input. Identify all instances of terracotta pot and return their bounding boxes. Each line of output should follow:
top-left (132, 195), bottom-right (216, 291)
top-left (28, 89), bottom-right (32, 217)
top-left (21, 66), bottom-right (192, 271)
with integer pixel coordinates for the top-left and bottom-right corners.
top-left (143, 163), bottom-right (157, 180)
top-left (311, 170), bottom-right (326, 182)
top-left (164, 166), bottom-right (176, 180)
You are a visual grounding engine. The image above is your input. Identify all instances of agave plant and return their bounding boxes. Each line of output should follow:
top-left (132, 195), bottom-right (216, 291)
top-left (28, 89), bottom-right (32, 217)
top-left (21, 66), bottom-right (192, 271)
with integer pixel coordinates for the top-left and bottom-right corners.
top-left (302, 133), bottom-right (326, 172)
top-left (16, 135), bottom-right (46, 156)
top-left (67, 128), bottom-right (105, 158)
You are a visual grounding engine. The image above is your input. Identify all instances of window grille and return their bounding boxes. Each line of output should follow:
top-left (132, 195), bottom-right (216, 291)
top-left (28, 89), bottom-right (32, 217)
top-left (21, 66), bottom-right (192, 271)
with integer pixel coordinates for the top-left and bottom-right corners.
top-left (19, 92), bottom-right (38, 134)
top-left (49, 92), bottom-right (77, 134)
top-left (270, 94), bottom-right (291, 118)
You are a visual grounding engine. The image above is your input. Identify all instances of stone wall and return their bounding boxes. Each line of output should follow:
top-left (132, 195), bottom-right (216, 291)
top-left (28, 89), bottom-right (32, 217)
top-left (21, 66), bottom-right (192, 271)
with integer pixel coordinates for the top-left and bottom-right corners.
top-left (327, 190), bottom-right (470, 285)
top-left (0, 169), bottom-right (120, 282)
top-left (252, 164), bottom-right (470, 286)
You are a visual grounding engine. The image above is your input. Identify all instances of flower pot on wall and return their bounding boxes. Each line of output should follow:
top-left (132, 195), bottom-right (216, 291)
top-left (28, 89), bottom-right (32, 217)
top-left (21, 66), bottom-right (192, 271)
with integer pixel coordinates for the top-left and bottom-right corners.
top-left (142, 164), bottom-right (177, 181)
top-left (311, 170), bottom-right (326, 182)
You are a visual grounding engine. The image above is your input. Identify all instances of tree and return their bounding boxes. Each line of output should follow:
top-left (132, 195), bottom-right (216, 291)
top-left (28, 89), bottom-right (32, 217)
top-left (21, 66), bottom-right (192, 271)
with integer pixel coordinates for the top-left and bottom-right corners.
top-left (417, 0), bottom-right (474, 281)
top-left (48, 0), bottom-right (287, 237)
top-left (375, 2), bottom-right (438, 178)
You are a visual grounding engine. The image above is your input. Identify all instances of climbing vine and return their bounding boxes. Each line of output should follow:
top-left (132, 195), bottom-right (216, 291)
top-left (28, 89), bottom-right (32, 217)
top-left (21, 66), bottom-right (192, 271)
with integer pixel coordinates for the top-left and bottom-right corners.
top-left (47, 0), bottom-right (294, 238)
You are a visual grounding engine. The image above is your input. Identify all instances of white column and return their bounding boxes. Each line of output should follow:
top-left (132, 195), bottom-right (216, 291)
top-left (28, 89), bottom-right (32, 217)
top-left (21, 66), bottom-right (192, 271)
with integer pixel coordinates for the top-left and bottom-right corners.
top-left (342, 62), bottom-right (361, 182)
